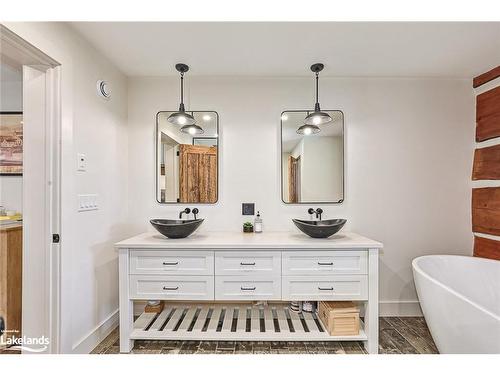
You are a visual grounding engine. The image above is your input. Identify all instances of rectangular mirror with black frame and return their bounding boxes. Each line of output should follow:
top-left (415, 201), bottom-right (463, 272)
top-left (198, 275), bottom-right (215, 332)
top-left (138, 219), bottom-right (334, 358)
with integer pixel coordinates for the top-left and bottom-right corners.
top-left (281, 110), bottom-right (344, 204)
top-left (156, 111), bottom-right (218, 204)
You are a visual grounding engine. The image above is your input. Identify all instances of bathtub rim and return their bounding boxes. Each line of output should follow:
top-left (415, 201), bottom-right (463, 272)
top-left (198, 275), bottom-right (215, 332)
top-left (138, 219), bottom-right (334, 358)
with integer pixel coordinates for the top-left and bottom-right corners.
top-left (412, 254), bottom-right (500, 322)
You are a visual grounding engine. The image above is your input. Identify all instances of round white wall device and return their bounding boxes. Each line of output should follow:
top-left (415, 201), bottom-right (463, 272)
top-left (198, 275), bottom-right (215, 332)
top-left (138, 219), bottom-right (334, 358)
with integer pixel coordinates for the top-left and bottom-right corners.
top-left (96, 80), bottom-right (111, 99)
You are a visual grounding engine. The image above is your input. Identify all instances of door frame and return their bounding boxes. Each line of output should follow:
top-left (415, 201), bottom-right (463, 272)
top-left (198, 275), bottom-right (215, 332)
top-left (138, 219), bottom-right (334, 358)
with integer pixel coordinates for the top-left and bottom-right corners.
top-left (1, 24), bottom-right (61, 353)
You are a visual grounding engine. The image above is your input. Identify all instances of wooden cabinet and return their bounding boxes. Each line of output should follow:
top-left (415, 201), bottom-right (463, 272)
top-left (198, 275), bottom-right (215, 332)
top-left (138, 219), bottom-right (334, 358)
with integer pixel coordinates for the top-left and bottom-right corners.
top-left (0, 225), bottom-right (22, 340)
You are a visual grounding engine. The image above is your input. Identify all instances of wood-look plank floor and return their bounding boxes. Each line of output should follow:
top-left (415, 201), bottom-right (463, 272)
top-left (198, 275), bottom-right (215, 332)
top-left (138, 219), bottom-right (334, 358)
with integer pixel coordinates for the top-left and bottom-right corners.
top-left (90, 317), bottom-right (438, 354)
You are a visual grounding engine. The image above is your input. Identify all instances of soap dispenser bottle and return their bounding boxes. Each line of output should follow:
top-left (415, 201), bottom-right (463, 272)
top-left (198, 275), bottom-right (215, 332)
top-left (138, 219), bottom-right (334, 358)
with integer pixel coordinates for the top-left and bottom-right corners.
top-left (254, 211), bottom-right (263, 233)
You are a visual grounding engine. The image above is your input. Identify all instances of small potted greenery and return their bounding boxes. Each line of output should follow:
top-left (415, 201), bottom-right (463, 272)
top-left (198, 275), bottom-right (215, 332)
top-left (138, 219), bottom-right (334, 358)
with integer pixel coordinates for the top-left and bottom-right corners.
top-left (243, 221), bottom-right (254, 233)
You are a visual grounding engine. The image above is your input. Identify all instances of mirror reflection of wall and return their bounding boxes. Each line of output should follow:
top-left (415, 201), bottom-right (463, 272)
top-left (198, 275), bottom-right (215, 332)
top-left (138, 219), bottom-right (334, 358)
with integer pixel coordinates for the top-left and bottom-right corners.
top-left (281, 110), bottom-right (344, 204)
top-left (156, 111), bottom-right (218, 203)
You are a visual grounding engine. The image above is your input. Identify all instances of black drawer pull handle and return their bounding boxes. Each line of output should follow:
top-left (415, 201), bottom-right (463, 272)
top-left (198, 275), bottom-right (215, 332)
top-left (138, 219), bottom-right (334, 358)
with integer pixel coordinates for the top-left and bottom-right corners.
top-left (163, 286), bottom-right (179, 291)
top-left (241, 286), bottom-right (256, 291)
top-left (318, 287), bottom-right (334, 291)
top-left (318, 262), bottom-right (333, 266)
top-left (162, 261), bottom-right (179, 266)
top-left (240, 262), bottom-right (256, 266)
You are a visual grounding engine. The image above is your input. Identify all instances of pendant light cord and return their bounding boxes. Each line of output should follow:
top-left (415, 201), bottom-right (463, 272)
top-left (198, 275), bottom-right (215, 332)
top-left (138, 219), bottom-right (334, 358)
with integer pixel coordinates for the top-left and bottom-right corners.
top-left (180, 72), bottom-right (184, 105)
top-left (315, 72), bottom-right (319, 105)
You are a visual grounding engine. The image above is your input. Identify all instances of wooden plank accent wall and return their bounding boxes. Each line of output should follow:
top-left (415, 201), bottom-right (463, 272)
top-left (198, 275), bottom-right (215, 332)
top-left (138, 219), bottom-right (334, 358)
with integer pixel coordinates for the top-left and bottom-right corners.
top-left (476, 85), bottom-right (500, 142)
top-left (473, 67), bottom-right (500, 260)
top-left (472, 187), bottom-right (500, 237)
top-left (472, 144), bottom-right (500, 180)
top-left (473, 65), bottom-right (500, 88)
top-left (473, 236), bottom-right (500, 260)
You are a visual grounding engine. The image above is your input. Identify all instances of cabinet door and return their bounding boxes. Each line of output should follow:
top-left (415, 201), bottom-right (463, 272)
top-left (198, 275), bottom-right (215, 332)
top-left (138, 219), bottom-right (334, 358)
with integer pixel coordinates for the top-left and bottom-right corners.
top-left (130, 275), bottom-right (214, 300)
top-left (282, 275), bottom-right (368, 300)
top-left (130, 250), bottom-right (214, 275)
top-left (282, 251), bottom-right (367, 275)
top-left (215, 251), bottom-right (281, 275)
top-left (214, 276), bottom-right (281, 300)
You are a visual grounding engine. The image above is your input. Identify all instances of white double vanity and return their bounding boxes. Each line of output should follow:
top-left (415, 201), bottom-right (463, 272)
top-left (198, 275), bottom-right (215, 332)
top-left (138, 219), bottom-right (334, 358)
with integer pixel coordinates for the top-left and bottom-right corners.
top-left (116, 231), bottom-right (382, 353)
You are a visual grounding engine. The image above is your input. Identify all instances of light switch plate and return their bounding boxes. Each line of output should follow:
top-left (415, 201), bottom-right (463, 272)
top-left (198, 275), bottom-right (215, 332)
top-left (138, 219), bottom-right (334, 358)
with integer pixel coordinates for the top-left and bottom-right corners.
top-left (78, 194), bottom-right (98, 212)
top-left (242, 203), bottom-right (255, 215)
top-left (77, 153), bottom-right (87, 171)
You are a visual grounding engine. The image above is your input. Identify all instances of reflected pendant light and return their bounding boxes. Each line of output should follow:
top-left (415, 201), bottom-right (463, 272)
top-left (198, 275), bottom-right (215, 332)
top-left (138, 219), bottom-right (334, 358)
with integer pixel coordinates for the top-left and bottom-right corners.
top-left (298, 63), bottom-right (332, 135)
top-left (167, 63), bottom-right (203, 135)
top-left (296, 111), bottom-right (321, 135)
top-left (180, 117), bottom-right (204, 135)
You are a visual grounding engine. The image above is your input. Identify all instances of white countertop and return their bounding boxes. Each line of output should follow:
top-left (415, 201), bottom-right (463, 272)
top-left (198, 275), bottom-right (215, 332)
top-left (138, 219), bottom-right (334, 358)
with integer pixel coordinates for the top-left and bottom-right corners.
top-left (115, 231), bottom-right (383, 250)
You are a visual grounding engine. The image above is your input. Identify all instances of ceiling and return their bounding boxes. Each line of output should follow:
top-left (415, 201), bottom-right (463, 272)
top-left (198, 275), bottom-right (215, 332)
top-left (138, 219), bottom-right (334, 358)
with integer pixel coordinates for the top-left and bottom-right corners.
top-left (70, 22), bottom-right (500, 78)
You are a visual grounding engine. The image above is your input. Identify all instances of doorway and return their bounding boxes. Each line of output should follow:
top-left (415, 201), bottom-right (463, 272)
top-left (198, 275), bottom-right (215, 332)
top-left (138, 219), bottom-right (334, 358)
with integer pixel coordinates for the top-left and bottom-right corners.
top-left (0, 25), bottom-right (61, 353)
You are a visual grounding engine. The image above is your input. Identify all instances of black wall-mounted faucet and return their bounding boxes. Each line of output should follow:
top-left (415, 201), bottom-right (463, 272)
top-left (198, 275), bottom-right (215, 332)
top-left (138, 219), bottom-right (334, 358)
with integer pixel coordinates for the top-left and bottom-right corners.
top-left (179, 208), bottom-right (191, 219)
top-left (308, 208), bottom-right (323, 221)
top-left (192, 208), bottom-right (199, 220)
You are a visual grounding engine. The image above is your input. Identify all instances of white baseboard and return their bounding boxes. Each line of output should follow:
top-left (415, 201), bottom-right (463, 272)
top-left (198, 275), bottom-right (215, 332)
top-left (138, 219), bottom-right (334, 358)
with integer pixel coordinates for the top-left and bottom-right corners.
top-left (71, 309), bottom-right (119, 354)
top-left (133, 301), bottom-right (422, 317)
top-left (379, 300), bottom-right (422, 317)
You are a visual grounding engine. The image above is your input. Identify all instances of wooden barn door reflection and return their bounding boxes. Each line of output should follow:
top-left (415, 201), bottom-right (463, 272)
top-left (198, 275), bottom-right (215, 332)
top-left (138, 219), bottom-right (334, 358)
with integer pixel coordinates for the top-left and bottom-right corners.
top-left (288, 155), bottom-right (300, 203)
top-left (178, 144), bottom-right (217, 203)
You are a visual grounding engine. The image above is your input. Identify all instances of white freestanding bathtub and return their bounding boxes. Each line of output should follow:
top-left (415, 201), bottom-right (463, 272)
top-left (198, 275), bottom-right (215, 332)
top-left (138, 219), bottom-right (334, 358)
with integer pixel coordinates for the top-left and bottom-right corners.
top-left (412, 255), bottom-right (500, 354)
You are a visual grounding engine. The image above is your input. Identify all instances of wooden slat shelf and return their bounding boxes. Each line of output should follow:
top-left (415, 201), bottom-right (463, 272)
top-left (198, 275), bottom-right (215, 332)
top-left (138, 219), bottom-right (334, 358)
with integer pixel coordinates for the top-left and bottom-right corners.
top-left (131, 303), bottom-right (367, 342)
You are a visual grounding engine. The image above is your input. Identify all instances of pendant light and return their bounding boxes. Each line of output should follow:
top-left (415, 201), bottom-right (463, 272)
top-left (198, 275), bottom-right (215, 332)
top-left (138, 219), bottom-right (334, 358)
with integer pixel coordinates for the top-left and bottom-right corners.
top-left (180, 115), bottom-right (204, 135)
top-left (298, 63), bottom-right (332, 134)
top-left (296, 111), bottom-right (321, 135)
top-left (168, 63), bottom-right (203, 135)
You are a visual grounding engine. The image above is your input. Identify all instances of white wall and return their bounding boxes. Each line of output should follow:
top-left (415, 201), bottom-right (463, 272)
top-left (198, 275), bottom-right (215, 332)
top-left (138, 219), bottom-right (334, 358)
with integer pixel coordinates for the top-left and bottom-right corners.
top-left (128, 76), bottom-right (474, 313)
top-left (3, 22), bottom-right (129, 353)
top-left (300, 136), bottom-right (343, 202)
top-left (0, 63), bottom-right (23, 213)
top-left (0, 68), bottom-right (22, 110)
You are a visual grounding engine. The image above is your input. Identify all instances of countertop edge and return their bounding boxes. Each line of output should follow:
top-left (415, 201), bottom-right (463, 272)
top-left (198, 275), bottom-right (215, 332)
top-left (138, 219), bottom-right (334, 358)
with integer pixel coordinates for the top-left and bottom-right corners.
top-left (114, 231), bottom-right (383, 250)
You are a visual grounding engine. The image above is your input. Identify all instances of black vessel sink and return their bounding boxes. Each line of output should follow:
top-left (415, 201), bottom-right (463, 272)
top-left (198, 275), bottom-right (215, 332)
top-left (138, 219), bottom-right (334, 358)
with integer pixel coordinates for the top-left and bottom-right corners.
top-left (292, 218), bottom-right (347, 238)
top-left (150, 219), bottom-right (204, 239)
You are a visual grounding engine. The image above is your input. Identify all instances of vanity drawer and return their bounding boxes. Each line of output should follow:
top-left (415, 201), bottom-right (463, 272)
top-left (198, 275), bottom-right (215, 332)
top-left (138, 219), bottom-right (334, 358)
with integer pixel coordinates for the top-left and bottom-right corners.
top-left (214, 276), bottom-right (281, 300)
top-left (282, 275), bottom-right (368, 300)
top-left (215, 251), bottom-right (281, 275)
top-left (282, 251), bottom-right (367, 275)
top-left (129, 275), bottom-right (214, 300)
top-left (130, 250), bottom-right (214, 275)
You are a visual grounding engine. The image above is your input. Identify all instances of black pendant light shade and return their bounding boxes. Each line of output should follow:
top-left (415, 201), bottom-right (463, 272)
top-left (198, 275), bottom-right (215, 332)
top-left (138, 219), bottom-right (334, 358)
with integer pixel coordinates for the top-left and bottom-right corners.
top-left (168, 110), bottom-right (196, 126)
top-left (167, 63), bottom-right (197, 127)
top-left (302, 63), bottom-right (332, 129)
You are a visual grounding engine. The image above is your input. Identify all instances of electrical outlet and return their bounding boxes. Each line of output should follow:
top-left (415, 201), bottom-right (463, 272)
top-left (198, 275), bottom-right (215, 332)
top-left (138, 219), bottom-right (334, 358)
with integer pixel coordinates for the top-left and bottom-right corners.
top-left (242, 203), bottom-right (255, 216)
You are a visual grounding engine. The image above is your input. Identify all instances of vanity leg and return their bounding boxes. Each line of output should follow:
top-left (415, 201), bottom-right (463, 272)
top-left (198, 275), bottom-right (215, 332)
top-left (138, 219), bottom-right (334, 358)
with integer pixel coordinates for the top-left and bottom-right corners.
top-left (119, 249), bottom-right (134, 353)
top-left (364, 248), bottom-right (379, 354)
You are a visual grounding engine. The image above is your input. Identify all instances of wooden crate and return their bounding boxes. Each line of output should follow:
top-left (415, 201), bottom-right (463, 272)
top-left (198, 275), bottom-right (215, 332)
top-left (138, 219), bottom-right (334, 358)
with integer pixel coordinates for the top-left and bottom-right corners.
top-left (318, 301), bottom-right (360, 336)
top-left (144, 301), bottom-right (164, 313)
